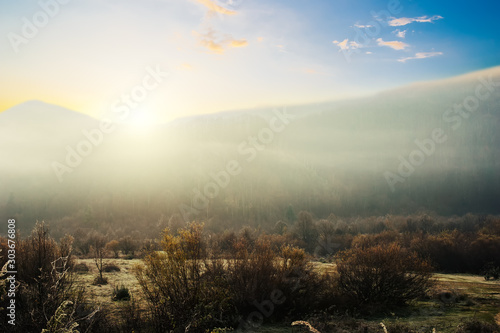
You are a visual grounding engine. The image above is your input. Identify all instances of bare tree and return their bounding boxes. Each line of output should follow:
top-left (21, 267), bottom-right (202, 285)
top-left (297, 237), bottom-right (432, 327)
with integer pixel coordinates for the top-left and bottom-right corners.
top-left (90, 235), bottom-right (107, 284)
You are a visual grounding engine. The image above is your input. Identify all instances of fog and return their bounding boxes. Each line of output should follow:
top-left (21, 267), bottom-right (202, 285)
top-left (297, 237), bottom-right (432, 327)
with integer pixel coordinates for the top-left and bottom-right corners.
top-left (1, 66), bottom-right (499, 233)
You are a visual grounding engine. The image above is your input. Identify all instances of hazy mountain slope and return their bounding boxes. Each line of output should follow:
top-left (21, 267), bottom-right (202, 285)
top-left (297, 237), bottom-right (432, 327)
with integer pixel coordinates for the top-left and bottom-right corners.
top-left (1, 66), bottom-right (499, 230)
top-left (0, 100), bottom-right (102, 172)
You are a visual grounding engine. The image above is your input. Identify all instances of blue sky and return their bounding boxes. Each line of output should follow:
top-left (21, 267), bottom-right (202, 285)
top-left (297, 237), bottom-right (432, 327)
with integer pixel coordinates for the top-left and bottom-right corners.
top-left (0, 0), bottom-right (498, 123)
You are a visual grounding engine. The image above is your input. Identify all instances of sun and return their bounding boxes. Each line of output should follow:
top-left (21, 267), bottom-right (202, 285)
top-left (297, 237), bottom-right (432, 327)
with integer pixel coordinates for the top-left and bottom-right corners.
top-left (127, 109), bottom-right (157, 132)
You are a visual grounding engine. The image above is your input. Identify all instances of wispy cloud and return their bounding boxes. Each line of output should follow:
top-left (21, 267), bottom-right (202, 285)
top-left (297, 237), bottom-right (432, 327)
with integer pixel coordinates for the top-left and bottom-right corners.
top-left (193, 0), bottom-right (237, 15)
top-left (199, 39), bottom-right (225, 53)
top-left (333, 39), bottom-right (362, 51)
top-left (393, 29), bottom-right (407, 38)
top-left (388, 15), bottom-right (443, 27)
top-left (376, 38), bottom-right (409, 50)
top-left (354, 23), bottom-right (374, 28)
top-left (398, 51), bottom-right (443, 62)
top-left (230, 39), bottom-right (248, 48)
top-left (194, 29), bottom-right (248, 54)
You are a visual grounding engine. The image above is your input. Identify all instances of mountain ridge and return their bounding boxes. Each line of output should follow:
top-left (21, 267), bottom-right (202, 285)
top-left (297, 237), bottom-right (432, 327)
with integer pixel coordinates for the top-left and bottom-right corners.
top-left (3, 65), bottom-right (499, 126)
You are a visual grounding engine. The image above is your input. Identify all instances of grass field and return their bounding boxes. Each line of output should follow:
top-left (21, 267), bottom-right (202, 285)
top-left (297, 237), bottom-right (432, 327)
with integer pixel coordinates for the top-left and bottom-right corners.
top-left (74, 258), bottom-right (500, 332)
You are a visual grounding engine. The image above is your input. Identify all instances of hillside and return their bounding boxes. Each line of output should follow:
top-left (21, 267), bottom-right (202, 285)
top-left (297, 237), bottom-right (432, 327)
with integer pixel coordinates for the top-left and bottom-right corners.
top-left (1, 66), bottom-right (500, 231)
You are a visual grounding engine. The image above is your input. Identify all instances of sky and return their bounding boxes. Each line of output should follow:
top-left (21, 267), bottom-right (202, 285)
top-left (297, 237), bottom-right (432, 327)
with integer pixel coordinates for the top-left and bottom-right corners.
top-left (0, 0), bottom-right (499, 124)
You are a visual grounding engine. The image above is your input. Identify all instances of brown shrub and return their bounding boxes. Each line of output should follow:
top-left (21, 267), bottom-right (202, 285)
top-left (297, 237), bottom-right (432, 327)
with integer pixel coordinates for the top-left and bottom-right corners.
top-left (136, 222), bottom-right (328, 332)
top-left (335, 243), bottom-right (433, 309)
top-left (103, 263), bottom-right (121, 272)
top-left (73, 262), bottom-right (90, 273)
top-left (456, 319), bottom-right (500, 333)
top-left (15, 222), bottom-right (83, 332)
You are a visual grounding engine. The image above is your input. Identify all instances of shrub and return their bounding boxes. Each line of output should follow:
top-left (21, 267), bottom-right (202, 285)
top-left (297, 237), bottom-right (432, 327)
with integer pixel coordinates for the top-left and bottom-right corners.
top-left (117, 296), bottom-right (145, 332)
top-left (119, 236), bottom-right (138, 255)
top-left (136, 222), bottom-right (328, 332)
top-left (105, 240), bottom-right (120, 258)
top-left (226, 237), bottom-right (325, 318)
top-left (456, 318), bottom-right (499, 333)
top-left (112, 284), bottom-right (131, 301)
top-left (93, 275), bottom-right (108, 285)
top-left (135, 222), bottom-right (235, 332)
top-left (41, 301), bottom-right (79, 333)
top-left (335, 243), bottom-right (433, 309)
top-left (103, 263), bottom-right (121, 272)
top-left (15, 221), bottom-right (81, 332)
top-left (385, 322), bottom-right (418, 333)
top-left (73, 262), bottom-right (89, 273)
top-left (483, 265), bottom-right (500, 281)
top-left (430, 288), bottom-right (468, 306)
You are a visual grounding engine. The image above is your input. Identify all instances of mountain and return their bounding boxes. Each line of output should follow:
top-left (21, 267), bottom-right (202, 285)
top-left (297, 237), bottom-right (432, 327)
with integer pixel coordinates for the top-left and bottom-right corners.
top-left (1, 66), bottom-right (500, 230)
top-left (0, 100), bottom-right (101, 172)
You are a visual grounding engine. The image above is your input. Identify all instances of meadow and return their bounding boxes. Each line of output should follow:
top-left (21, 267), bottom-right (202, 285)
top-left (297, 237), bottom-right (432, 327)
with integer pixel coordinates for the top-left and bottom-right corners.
top-left (3, 215), bottom-right (500, 332)
top-left (74, 258), bottom-right (500, 333)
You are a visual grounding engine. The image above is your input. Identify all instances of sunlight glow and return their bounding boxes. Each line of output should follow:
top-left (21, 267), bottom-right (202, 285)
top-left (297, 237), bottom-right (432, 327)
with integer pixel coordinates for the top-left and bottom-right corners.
top-left (127, 109), bottom-right (156, 133)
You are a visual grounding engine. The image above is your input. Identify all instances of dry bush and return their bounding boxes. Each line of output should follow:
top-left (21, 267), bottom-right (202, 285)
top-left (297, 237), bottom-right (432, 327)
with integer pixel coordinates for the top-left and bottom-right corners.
top-left (136, 222), bottom-right (328, 332)
top-left (335, 243), bottom-right (433, 309)
top-left (384, 322), bottom-right (419, 333)
top-left (14, 222), bottom-right (86, 332)
top-left (116, 296), bottom-right (145, 332)
top-left (408, 228), bottom-right (500, 274)
top-left (351, 230), bottom-right (401, 249)
top-left (103, 263), bottom-right (121, 272)
top-left (227, 236), bottom-right (326, 318)
top-left (73, 262), bottom-right (90, 273)
top-left (456, 318), bottom-right (500, 333)
top-left (118, 236), bottom-right (138, 255)
top-left (135, 222), bottom-right (235, 332)
top-left (112, 284), bottom-right (130, 301)
top-left (92, 275), bottom-right (108, 285)
top-left (105, 240), bottom-right (120, 258)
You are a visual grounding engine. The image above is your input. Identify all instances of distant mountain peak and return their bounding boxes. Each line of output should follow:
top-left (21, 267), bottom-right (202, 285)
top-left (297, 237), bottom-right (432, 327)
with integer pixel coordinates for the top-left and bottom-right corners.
top-left (0, 100), bottom-right (98, 125)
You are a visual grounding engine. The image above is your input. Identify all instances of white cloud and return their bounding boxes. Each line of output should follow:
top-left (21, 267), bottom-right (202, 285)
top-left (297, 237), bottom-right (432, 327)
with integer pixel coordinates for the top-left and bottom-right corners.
top-left (349, 41), bottom-right (362, 49)
top-left (376, 38), bottom-right (409, 50)
top-left (333, 39), bottom-right (348, 51)
top-left (398, 51), bottom-right (443, 62)
top-left (388, 15), bottom-right (443, 27)
top-left (393, 29), bottom-right (407, 38)
top-left (333, 38), bottom-right (363, 51)
top-left (193, 0), bottom-right (237, 15)
top-left (194, 28), bottom-right (248, 54)
top-left (354, 23), bottom-right (374, 28)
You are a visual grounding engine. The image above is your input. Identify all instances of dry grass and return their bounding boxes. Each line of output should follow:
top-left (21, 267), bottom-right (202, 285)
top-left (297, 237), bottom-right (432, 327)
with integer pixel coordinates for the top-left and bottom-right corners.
top-left (310, 261), bottom-right (336, 274)
top-left (74, 258), bottom-right (145, 318)
top-left (291, 321), bottom-right (321, 333)
top-left (73, 259), bottom-right (500, 332)
top-left (433, 273), bottom-right (500, 300)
